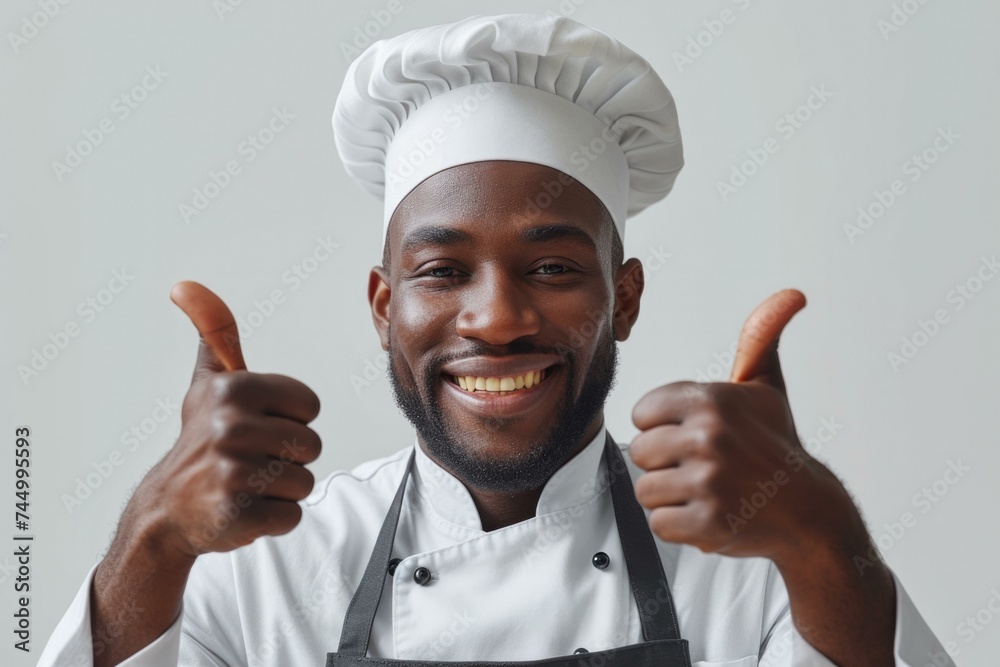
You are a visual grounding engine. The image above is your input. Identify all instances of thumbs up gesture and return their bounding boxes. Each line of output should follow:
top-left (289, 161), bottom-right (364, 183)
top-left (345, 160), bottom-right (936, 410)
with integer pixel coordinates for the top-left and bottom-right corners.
top-left (629, 289), bottom-right (856, 563)
top-left (135, 281), bottom-right (322, 559)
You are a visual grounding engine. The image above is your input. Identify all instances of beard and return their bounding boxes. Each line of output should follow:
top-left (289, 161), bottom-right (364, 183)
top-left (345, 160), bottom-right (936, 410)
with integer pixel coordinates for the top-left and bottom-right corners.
top-left (386, 323), bottom-right (620, 493)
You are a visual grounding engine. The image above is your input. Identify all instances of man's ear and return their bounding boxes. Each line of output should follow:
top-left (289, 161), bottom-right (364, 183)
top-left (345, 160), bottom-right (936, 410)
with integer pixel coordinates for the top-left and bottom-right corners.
top-left (368, 266), bottom-right (391, 351)
top-left (612, 257), bottom-right (644, 342)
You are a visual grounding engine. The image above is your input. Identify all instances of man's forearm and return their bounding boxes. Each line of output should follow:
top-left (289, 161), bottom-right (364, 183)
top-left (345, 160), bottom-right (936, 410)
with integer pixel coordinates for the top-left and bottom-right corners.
top-left (90, 506), bottom-right (196, 667)
top-left (773, 521), bottom-right (897, 667)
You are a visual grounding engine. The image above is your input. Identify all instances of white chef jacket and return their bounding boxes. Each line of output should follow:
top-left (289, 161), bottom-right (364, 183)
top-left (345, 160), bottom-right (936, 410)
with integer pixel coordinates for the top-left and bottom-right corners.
top-left (39, 425), bottom-right (952, 666)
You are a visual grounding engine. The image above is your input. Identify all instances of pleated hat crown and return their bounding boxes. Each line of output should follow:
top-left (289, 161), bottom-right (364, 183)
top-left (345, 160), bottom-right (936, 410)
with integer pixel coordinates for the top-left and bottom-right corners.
top-left (331, 13), bottom-right (684, 244)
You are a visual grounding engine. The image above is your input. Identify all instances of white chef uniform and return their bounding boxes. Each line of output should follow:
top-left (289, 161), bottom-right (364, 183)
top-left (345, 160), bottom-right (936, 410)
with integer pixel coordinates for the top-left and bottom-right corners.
top-left (39, 425), bottom-right (952, 666)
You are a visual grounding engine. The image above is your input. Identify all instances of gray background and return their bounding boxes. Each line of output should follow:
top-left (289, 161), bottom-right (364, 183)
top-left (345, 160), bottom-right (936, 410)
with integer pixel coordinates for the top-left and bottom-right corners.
top-left (1, 0), bottom-right (997, 665)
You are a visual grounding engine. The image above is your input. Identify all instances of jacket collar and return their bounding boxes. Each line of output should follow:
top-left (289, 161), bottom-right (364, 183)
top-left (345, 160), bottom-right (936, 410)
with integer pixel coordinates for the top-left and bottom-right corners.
top-left (411, 424), bottom-right (610, 533)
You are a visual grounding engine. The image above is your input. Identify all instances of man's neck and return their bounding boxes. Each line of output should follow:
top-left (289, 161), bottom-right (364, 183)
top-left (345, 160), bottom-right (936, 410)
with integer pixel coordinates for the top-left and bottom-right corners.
top-left (422, 417), bottom-right (605, 532)
top-left (469, 487), bottom-right (546, 532)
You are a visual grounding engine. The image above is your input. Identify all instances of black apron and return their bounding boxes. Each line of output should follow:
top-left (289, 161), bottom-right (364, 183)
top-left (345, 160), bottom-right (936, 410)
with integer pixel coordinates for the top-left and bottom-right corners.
top-left (326, 432), bottom-right (693, 666)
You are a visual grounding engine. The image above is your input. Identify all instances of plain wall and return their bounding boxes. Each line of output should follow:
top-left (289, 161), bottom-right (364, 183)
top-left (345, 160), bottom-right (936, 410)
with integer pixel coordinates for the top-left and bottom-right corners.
top-left (1, 0), bottom-right (997, 664)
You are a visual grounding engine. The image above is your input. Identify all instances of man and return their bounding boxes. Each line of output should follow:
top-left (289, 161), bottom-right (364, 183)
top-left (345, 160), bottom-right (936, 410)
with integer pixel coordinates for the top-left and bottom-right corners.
top-left (40, 13), bottom-right (952, 667)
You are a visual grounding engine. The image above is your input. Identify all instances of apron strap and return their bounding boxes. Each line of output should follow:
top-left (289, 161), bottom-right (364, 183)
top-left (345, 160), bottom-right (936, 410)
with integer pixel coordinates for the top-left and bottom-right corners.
top-left (603, 432), bottom-right (682, 641)
top-left (337, 449), bottom-right (416, 656)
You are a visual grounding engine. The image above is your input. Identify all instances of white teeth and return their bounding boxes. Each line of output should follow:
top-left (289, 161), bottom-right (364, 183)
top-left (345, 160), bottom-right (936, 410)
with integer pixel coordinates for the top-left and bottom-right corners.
top-left (452, 369), bottom-right (550, 393)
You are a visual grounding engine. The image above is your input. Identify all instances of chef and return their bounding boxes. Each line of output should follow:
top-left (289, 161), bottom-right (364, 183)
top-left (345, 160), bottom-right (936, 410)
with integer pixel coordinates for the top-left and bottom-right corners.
top-left (40, 13), bottom-right (953, 667)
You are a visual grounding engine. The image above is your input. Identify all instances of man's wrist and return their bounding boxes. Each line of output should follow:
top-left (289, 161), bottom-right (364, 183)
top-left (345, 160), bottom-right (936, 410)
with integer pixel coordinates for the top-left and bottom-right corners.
top-left (771, 497), bottom-right (896, 614)
top-left (114, 478), bottom-right (200, 568)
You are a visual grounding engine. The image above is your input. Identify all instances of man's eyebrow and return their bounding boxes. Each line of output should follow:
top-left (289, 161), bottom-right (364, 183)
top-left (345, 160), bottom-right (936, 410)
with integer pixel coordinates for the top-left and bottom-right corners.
top-left (521, 224), bottom-right (596, 248)
top-left (401, 226), bottom-right (471, 253)
top-left (400, 223), bottom-right (597, 253)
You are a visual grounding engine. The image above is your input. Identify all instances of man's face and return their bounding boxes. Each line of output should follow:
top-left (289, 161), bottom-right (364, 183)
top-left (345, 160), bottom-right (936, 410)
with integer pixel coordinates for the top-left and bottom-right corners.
top-left (368, 161), bottom-right (644, 492)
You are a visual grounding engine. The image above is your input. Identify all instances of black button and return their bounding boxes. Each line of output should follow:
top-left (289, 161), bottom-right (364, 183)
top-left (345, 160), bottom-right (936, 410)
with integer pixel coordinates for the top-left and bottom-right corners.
top-left (573, 648), bottom-right (589, 654)
top-left (387, 558), bottom-right (402, 576)
top-left (592, 552), bottom-right (610, 570)
top-left (413, 566), bottom-right (432, 585)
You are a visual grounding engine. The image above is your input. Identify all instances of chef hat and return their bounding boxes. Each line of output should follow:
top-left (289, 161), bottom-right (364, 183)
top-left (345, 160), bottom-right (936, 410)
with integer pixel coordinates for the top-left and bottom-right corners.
top-left (331, 13), bottom-right (684, 245)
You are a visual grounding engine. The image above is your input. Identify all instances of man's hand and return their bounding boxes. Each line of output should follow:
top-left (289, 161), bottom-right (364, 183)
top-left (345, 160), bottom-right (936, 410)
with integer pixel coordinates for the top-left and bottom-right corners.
top-left (137, 280), bottom-right (323, 558)
top-left (89, 281), bottom-right (322, 666)
top-left (629, 288), bottom-right (897, 665)
top-left (628, 288), bottom-right (856, 562)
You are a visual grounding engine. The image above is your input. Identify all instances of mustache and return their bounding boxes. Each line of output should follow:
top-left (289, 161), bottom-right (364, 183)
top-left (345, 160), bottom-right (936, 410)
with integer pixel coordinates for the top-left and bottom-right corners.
top-left (426, 340), bottom-right (576, 376)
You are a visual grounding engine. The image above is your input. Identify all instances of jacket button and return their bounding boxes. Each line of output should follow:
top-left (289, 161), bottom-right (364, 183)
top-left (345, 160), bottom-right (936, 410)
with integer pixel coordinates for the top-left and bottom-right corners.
top-left (387, 558), bottom-right (402, 576)
top-left (592, 552), bottom-right (610, 570)
top-left (573, 648), bottom-right (589, 654)
top-left (413, 566), bottom-right (432, 586)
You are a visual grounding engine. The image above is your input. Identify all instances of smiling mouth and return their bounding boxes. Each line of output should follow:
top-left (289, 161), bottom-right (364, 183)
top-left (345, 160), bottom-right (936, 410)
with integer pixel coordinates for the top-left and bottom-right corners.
top-left (445, 367), bottom-right (552, 396)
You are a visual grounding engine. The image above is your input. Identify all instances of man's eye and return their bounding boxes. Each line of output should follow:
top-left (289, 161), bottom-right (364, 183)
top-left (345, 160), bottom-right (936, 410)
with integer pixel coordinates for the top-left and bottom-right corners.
top-left (426, 267), bottom-right (455, 278)
top-left (536, 264), bottom-right (568, 274)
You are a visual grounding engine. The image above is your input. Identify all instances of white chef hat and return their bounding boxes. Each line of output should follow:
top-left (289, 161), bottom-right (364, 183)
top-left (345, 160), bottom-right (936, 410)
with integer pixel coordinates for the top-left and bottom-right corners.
top-left (331, 13), bottom-right (684, 245)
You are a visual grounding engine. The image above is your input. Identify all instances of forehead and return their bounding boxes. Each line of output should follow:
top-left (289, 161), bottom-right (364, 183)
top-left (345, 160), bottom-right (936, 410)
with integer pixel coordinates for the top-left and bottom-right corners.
top-left (387, 160), bottom-right (612, 249)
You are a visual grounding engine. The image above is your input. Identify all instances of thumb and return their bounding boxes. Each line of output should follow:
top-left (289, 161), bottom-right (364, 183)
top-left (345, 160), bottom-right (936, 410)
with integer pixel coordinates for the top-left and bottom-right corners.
top-left (170, 281), bottom-right (247, 379)
top-left (729, 288), bottom-right (806, 392)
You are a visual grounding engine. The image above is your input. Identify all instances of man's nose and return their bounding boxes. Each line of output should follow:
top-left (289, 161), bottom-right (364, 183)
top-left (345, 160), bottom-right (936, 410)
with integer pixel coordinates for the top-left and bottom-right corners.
top-left (455, 270), bottom-right (541, 345)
